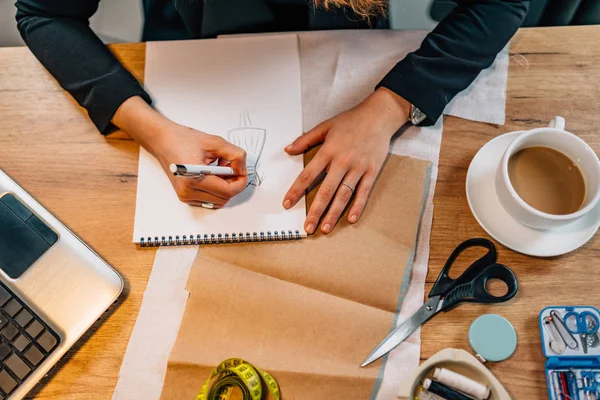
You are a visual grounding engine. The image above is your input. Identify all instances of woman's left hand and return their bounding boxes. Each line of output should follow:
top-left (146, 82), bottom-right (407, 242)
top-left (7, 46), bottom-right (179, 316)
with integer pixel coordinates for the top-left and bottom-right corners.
top-left (283, 87), bottom-right (411, 234)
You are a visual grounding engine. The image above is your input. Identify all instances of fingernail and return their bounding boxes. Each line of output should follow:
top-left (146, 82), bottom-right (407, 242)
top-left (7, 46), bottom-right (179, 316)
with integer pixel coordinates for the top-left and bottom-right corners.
top-left (283, 199), bottom-right (291, 209)
top-left (321, 223), bottom-right (331, 233)
top-left (306, 223), bottom-right (315, 234)
top-left (285, 145), bottom-right (293, 152)
top-left (349, 214), bottom-right (358, 223)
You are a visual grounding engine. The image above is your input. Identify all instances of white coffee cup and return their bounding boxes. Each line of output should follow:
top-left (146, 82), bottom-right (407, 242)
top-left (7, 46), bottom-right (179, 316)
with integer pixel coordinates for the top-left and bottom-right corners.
top-left (495, 116), bottom-right (600, 230)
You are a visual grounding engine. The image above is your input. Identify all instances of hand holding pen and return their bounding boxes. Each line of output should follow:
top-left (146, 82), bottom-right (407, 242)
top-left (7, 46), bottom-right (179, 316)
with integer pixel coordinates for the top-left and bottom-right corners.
top-left (153, 126), bottom-right (248, 209)
top-left (114, 97), bottom-right (248, 209)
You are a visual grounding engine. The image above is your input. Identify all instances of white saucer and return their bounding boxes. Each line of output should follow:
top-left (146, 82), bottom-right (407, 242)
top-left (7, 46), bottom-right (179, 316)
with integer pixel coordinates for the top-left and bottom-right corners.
top-left (466, 131), bottom-right (600, 257)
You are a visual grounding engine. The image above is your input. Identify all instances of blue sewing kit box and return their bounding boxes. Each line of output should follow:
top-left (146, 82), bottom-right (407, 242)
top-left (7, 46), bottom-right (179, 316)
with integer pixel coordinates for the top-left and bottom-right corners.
top-left (539, 306), bottom-right (600, 400)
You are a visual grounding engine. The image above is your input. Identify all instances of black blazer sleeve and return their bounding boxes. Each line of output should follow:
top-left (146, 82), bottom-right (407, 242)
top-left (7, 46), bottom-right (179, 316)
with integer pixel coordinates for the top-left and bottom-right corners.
top-left (377, 0), bottom-right (530, 126)
top-left (15, 0), bottom-right (152, 135)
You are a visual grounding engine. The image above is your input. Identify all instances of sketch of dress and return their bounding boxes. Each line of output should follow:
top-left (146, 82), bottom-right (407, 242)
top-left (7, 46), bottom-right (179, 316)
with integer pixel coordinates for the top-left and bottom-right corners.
top-left (228, 109), bottom-right (266, 186)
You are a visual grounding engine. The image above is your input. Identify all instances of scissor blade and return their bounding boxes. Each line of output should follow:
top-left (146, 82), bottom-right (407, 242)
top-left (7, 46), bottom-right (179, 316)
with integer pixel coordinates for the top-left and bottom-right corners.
top-left (361, 296), bottom-right (441, 367)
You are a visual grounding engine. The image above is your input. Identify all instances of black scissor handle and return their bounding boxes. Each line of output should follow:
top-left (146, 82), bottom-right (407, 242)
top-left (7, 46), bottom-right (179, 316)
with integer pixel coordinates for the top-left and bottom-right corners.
top-left (429, 238), bottom-right (497, 298)
top-left (440, 263), bottom-right (518, 312)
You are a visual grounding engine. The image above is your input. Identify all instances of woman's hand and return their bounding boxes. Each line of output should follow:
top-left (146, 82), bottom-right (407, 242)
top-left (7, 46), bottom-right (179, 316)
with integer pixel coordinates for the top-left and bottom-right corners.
top-left (283, 88), bottom-right (410, 234)
top-left (151, 125), bottom-right (248, 208)
top-left (113, 96), bottom-right (248, 208)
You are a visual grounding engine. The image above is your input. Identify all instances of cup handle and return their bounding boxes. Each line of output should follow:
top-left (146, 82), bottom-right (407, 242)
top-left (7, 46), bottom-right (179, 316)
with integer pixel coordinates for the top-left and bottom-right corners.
top-left (548, 116), bottom-right (565, 130)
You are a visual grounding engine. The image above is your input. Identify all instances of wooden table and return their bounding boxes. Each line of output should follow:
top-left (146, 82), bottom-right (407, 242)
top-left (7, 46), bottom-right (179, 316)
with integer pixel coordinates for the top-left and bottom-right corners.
top-left (0, 25), bottom-right (598, 399)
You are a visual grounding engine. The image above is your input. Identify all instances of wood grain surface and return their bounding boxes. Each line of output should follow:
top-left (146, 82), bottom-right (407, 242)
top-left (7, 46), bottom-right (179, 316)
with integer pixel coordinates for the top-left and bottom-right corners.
top-left (0, 26), bottom-right (598, 399)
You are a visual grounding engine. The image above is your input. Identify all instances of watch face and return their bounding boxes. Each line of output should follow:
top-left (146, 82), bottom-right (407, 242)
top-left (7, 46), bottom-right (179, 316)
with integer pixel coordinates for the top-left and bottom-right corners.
top-left (411, 106), bottom-right (427, 124)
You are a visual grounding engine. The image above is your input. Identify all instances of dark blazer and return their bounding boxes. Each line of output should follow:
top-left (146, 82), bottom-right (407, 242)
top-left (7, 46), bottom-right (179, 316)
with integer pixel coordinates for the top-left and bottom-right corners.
top-left (15, 0), bottom-right (529, 134)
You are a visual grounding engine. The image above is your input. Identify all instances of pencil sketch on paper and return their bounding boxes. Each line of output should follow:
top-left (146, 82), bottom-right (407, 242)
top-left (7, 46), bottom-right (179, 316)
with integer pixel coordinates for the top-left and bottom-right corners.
top-left (228, 109), bottom-right (266, 186)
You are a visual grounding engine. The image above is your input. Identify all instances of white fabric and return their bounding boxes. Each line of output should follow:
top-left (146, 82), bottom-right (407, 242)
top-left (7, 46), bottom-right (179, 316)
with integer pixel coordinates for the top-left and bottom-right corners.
top-left (112, 246), bottom-right (198, 400)
top-left (298, 30), bottom-right (508, 130)
top-left (113, 29), bottom-right (509, 400)
top-left (445, 45), bottom-right (509, 125)
top-left (375, 122), bottom-right (442, 399)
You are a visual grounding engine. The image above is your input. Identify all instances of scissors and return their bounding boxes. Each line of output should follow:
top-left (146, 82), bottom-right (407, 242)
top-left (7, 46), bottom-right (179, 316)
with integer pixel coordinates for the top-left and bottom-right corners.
top-left (564, 308), bottom-right (600, 353)
top-left (362, 238), bottom-right (518, 367)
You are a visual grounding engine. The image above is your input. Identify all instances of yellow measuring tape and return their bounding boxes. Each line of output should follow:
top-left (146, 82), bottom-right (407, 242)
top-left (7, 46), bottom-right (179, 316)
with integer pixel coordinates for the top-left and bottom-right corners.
top-left (196, 358), bottom-right (280, 400)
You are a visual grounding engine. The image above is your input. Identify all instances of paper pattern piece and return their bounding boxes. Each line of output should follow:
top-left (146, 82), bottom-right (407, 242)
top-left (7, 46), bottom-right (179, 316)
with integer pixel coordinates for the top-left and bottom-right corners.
top-left (134, 35), bottom-right (305, 243)
top-left (114, 30), bottom-right (510, 400)
top-left (160, 154), bottom-right (432, 399)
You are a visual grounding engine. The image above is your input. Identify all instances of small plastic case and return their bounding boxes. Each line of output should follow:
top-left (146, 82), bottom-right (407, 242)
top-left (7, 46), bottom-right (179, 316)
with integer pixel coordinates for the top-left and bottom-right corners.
top-left (539, 306), bottom-right (600, 400)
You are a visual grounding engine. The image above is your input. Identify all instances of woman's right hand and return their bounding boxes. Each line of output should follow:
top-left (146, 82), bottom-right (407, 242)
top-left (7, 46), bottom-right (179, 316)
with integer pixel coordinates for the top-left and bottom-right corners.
top-left (113, 96), bottom-right (248, 208)
top-left (152, 124), bottom-right (249, 208)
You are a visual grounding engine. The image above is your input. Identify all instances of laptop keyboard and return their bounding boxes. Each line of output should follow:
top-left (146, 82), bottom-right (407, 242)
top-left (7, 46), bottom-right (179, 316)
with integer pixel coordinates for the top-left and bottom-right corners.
top-left (0, 283), bottom-right (59, 398)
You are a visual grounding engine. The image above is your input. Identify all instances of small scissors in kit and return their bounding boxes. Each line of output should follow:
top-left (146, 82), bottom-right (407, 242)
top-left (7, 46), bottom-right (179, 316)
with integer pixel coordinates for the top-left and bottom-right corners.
top-left (564, 309), bottom-right (600, 354)
top-left (362, 238), bottom-right (519, 367)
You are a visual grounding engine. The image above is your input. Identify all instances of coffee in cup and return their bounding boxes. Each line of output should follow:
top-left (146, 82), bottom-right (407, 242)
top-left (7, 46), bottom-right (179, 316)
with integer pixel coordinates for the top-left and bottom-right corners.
top-left (507, 146), bottom-right (586, 215)
top-left (495, 116), bottom-right (600, 230)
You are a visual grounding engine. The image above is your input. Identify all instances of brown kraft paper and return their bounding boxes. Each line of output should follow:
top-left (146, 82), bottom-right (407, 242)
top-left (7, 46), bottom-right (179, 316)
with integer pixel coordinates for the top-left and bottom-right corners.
top-left (161, 154), bottom-right (432, 400)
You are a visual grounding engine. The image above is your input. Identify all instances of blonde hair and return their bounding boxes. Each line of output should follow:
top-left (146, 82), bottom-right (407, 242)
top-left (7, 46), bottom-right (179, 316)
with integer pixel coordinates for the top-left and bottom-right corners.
top-left (314, 0), bottom-right (387, 17)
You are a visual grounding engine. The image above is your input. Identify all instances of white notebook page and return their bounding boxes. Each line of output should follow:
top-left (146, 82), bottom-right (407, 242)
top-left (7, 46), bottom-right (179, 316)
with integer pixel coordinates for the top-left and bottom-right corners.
top-left (134, 35), bottom-right (306, 243)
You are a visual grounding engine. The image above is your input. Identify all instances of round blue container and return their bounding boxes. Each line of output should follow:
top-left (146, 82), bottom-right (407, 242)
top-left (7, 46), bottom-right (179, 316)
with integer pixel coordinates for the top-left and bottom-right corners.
top-left (468, 314), bottom-right (517, 362)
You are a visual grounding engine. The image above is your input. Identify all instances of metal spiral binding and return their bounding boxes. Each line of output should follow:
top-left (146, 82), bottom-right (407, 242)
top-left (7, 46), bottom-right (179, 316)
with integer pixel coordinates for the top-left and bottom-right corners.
top-left (139, 230), bottom-right (301, 247)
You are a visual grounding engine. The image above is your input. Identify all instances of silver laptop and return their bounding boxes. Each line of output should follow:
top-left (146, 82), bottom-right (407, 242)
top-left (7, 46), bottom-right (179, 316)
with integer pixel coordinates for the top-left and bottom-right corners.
top-left (0, 169), bottom-right (123, 399)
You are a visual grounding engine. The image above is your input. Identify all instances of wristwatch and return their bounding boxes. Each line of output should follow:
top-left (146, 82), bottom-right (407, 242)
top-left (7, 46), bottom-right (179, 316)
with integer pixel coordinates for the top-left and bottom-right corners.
top-left (409, 104), bottom-right (427, 125)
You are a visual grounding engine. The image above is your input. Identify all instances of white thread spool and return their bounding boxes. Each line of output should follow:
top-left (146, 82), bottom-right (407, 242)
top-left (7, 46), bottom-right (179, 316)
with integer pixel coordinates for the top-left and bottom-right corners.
top-left (432, 368), bottom-right (491, 400)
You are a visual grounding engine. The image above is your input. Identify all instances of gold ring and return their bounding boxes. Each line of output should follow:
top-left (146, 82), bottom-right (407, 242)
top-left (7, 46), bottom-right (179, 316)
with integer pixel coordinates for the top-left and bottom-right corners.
top-left (341, 182), bottom-right (355, 192)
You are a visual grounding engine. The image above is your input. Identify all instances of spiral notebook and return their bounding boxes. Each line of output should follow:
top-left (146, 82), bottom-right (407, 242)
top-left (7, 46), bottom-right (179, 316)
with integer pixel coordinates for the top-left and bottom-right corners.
top-left (133, 35), bottom-right (306, 246)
